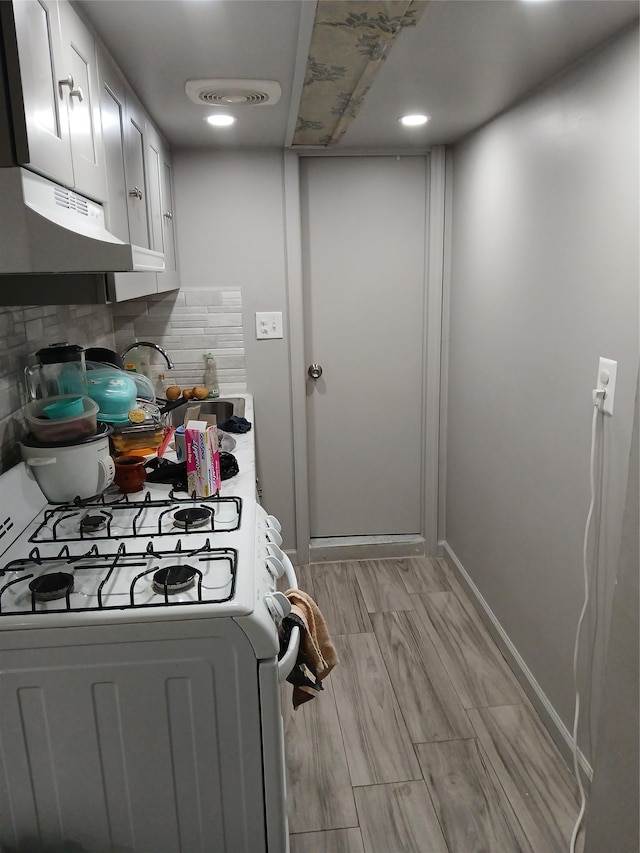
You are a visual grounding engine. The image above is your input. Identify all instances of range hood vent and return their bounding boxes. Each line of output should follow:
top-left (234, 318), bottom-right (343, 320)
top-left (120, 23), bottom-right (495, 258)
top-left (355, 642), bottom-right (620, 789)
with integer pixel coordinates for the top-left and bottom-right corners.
top-left (0, 168), bottom-right (164, 276)
top-left (185, 79), bottom-right (282, 107)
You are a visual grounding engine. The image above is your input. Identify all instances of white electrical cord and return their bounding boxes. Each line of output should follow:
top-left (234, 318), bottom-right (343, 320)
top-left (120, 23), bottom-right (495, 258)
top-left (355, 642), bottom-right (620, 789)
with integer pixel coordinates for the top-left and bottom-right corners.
top-left (569, 396), bottom-right (603, 853)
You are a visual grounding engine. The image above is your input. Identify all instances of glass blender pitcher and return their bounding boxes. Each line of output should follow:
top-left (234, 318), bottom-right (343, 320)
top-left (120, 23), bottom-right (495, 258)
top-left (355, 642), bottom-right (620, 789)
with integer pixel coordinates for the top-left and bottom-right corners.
top-left (24, 344), bottom-right (88, 400)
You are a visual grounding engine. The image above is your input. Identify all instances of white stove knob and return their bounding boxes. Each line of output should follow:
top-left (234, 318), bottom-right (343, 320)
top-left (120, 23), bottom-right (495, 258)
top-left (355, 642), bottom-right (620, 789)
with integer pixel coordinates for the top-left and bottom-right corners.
top-left (267, 542), bottom-right (284, 561)
top-left (264, 527), bottom-right (282, 547)
top-left (265, 555), bottom-right (285, 580)
top-left (264, 591), bottom-right (291, 621)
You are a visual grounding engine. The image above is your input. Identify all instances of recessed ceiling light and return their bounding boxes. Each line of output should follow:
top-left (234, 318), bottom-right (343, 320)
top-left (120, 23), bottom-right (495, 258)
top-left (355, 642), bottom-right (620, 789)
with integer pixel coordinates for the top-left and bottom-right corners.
top-left (400, 114), bottom-right (429, 127)
top-left (205, 114), bottom-right (236, 127)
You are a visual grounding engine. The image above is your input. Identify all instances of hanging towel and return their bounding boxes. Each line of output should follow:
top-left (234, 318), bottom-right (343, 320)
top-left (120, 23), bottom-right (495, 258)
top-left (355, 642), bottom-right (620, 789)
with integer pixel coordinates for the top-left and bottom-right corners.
top-left (280, 589), bottom-right (338, 709)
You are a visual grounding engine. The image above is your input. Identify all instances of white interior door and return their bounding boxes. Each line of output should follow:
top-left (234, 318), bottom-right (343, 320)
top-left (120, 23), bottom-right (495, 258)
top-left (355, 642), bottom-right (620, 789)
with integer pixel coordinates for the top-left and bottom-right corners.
top-left (301, 156), bottom-right (427, 539)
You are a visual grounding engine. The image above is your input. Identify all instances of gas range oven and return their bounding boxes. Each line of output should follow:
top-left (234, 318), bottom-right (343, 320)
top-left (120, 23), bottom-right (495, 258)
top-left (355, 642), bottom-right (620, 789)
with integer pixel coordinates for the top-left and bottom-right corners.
top-left (0, 462), bottom-right (299, 853)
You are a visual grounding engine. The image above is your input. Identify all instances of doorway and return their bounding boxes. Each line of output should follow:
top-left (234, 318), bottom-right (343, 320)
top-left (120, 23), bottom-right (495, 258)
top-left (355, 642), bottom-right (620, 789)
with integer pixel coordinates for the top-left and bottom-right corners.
top-left (299, 156), bottom-right (428, 543)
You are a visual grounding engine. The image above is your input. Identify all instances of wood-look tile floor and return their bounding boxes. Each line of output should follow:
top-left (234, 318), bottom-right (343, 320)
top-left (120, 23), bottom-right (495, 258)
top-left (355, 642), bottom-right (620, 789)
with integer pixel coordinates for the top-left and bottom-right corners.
top-left (282, 558), bottom-right (583, 853)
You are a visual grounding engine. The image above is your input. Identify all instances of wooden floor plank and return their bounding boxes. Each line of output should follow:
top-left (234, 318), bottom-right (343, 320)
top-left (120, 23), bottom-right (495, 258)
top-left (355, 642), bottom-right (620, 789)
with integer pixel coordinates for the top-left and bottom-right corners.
top-left (354, 782), bottom-right (449, 853)
top-left (414, 591), bottom-right (524, 708)
top-left (311, 562), bottom-right (373, 634)
top-left (282, 678), bottom-right (358, 833)
top-left (286, 559), bottom-right (582, 851)
top-left (354, 559), bottom-right (415, 613)
top-left (371, 609), bottom-right (475, 743)
top-left (469, 704), bottom-right (580, 852)
top-left (416, 738), bottom-right (535, 853)
top-left (331, 633), bottom-right (421, 786)
top-left (395, 556), bottom-right (451, 595)
top-left (290, 828), bottom-right (365, 853)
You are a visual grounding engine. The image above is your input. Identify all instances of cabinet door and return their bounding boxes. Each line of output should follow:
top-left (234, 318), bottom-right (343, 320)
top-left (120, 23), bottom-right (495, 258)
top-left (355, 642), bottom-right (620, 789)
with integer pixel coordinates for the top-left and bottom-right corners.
top-left (123, 90), bottom-right (150, 249)
top-left (145, 120), bottom-right (164, 254)
top-left (157, 148), bottom-right (179, 292)
top-left (11, 0), bottom-right (73, 186)
top-left (58, 0), bottom-right (106, 201)
top-left (96, 44), bottom-right (129, 241)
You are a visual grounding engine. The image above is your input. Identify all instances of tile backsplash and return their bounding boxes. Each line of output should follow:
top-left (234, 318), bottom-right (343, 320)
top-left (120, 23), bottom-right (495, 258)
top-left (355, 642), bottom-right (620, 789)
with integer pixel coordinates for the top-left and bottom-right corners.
top-left (0, 303), bottom-right (114, 472)
top-left (111, 288), bottom-right (246, 394)
top-left (0, 288), bottom-right (246, 473)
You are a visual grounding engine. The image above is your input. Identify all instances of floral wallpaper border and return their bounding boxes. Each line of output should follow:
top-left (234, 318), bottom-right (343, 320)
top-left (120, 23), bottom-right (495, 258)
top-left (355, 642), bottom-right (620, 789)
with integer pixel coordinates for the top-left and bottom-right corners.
top-left (293, 1), bottom-right (427, 147)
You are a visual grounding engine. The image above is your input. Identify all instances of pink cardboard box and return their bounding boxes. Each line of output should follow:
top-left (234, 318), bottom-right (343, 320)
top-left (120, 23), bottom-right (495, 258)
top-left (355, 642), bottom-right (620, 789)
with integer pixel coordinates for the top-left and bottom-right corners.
top-left (185, 419), bottom-right (221, 498)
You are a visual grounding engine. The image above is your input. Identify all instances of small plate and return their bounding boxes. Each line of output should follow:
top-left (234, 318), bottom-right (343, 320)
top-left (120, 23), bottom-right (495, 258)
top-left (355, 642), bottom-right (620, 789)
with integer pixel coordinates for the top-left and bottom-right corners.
top-left (219, 434), bottom-right (236, 453)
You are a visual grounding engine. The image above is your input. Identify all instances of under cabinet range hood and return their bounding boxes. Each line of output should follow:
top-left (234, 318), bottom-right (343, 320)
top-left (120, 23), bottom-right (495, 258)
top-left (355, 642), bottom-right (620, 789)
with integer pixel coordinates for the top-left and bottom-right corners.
top-left (0, 168), bottom-right (164, 276)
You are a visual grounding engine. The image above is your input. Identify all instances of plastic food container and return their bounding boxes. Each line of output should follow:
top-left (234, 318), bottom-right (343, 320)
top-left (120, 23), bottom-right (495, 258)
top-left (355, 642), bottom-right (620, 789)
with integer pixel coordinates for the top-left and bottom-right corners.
top-left (110, 424), bottom-right (165, 454)
top-left (23, 395), bottom-right (99, 442)
top-left (42, 396), bottom-right (85, 419)
top-left (109, 400), bottom-right (164, 454)
top-left (86, 369), bottom-right (137, 423)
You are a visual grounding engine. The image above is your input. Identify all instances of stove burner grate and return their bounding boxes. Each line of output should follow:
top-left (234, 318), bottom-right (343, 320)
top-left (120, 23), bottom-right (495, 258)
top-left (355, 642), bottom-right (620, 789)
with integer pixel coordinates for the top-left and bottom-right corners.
top-left (173, 507), bottom-right (212, 530)
top-left (152, 565), bottom-right (197, 594)
top-left (29, 572), bottom-right (74, 602)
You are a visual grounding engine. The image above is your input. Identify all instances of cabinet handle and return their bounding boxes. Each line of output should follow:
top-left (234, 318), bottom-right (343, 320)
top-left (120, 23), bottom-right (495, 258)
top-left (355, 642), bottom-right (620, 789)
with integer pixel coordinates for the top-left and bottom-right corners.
top-left (69, 85), bottom-right (84, 102)
top-left (163, 211), bottom-right (173, 221)
top-left (58, 74), bottom-right (74, 97)
top-left (129, 187), bottom-right (143, 200)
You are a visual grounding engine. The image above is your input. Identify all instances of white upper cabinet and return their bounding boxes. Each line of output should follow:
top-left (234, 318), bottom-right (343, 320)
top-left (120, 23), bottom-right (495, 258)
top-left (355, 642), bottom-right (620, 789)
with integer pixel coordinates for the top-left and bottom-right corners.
top-left (96, 43), bottom-right (129, 241)
top-left (145, 121), bottom-right (164, 254)
top-left (0, 0), bottom-right (179, 302)
top-left (146, 121), bottom-right (179, 292)
top-left (158, 148), bottom-right (179, 292)
top-left (9, 0), bottom-right (106, 201)
top-left (123, 89), bottom-right (151, 250)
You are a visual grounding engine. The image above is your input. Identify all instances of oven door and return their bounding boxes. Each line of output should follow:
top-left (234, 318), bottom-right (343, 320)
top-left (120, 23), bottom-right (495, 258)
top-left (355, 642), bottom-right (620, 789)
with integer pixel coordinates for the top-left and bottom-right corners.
top-left (0, 617), bottom-right (269, 853)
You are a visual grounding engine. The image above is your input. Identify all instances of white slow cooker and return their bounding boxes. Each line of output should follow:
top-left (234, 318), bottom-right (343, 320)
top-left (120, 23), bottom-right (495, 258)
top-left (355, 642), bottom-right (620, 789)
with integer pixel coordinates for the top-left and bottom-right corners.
top-left (21, 424), bottom-right (115, 503)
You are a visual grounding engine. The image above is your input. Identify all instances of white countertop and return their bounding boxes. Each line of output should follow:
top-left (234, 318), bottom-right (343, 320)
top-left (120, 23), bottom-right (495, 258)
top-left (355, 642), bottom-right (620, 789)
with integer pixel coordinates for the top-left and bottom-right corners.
top-left (159, 393), bottom-right (256, 501)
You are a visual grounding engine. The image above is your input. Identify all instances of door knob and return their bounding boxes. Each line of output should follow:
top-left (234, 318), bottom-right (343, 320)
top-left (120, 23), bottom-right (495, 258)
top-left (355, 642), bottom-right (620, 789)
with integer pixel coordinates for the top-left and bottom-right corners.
top-left (308, 363), bottom-right (323, 380)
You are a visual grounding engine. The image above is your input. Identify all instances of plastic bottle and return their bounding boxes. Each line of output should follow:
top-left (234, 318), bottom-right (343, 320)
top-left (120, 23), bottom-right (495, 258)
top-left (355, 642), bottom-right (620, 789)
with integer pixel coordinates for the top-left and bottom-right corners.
top-left (203, 352), bottom-right (219, 398)
top-left (155, 372), bottom-right (166, 399)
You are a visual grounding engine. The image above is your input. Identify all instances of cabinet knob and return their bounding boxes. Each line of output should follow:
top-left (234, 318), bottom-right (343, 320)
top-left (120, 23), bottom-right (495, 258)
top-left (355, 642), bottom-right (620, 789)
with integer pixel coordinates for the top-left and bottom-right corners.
top-left (163, 210), bottom-right (173, 220)
top-left (129, 187), bottom-right (143, 201)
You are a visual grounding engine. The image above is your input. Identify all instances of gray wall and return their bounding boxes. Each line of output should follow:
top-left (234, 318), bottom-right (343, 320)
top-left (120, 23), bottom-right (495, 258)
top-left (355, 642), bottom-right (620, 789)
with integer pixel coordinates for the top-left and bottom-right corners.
top-left (172, 150), bottom-right (296, 547)
top-left (444, 23), bottom-right (638, 764)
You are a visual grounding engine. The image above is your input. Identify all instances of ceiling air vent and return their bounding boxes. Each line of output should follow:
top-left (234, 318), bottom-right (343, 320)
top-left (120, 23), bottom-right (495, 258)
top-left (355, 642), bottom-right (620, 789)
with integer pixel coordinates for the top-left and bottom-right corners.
top-left (185, 79), bottom-right (282, 107)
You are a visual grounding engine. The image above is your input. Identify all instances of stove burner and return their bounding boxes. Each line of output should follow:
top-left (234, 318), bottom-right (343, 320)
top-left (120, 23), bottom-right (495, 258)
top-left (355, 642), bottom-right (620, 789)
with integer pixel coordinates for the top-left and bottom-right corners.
top-left (173, 507), bottom-right (212, 530)
top-left (29, 572), bottom-right (74, 602)
top-left (81, 514), bottom-right (107, 534)
top-left (152, 565), bottom-right (197, 594)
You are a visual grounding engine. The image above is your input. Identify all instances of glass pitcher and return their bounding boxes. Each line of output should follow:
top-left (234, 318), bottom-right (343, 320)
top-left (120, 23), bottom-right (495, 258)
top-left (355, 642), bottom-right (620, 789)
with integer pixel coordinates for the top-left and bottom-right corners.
top-left (24, 344), bottom-right (88, 400)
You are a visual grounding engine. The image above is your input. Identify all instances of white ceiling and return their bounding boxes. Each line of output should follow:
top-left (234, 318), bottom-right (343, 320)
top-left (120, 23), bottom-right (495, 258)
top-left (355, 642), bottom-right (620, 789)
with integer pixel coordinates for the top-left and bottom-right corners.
top-left (75, 0), bottom-right (639, 152)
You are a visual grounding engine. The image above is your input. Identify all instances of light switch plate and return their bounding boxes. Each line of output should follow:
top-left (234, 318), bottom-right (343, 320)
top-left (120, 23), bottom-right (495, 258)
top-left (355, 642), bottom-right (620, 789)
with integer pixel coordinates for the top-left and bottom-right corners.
top-left (255, 312), bottom-right (283, 340)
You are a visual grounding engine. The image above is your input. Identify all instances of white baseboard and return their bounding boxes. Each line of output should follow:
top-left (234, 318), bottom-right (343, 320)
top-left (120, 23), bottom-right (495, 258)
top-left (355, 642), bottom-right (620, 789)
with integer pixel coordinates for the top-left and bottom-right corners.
top-left (309, 535), bottom-right (425, 563)
top-left (440, 540), bottom-right (592, 784)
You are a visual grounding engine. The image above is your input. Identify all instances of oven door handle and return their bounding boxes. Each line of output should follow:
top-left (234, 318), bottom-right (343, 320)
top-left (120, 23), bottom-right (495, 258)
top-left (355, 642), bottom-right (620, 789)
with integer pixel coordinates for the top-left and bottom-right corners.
top-left (278, 624), bottom-right (300, 683)
top-left (278, 552), bottom-right (300, 682)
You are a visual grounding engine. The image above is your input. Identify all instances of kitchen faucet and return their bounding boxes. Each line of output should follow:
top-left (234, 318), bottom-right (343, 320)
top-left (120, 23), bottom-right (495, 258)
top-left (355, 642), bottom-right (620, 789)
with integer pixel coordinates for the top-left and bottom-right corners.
top-left (120, 341), bottom-right (174, 370)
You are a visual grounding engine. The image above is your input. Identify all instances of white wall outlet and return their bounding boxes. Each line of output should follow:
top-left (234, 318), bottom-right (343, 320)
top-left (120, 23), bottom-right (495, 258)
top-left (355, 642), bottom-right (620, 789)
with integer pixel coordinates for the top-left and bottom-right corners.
top-left (593, 356), bottom-right (617, 415)
top-left (255, 311), bottom-right (283, 340)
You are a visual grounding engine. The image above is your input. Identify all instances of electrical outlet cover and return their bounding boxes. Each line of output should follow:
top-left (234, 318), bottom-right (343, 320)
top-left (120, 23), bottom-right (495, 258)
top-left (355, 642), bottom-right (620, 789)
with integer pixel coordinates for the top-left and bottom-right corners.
top-left (595, 357), bottom-right (617, 416)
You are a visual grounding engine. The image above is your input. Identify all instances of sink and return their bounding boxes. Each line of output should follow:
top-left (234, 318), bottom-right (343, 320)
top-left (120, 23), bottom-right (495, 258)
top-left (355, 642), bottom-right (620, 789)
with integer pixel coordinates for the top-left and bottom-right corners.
top-left (168, 397), bottom-right (245, 427)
